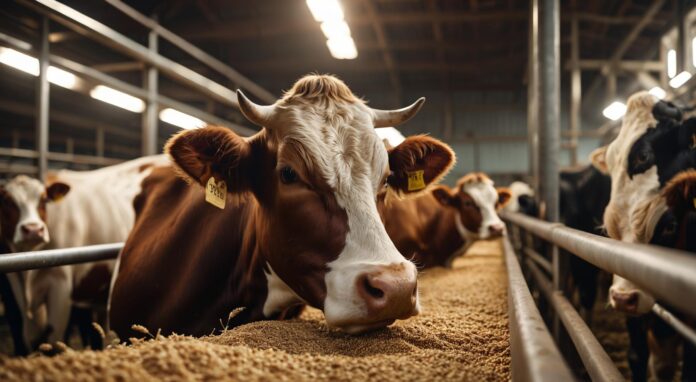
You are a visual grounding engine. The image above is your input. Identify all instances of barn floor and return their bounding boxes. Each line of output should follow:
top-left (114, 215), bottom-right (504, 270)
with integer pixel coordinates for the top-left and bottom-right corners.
top-left (0, 240), bottom-right (510, 381)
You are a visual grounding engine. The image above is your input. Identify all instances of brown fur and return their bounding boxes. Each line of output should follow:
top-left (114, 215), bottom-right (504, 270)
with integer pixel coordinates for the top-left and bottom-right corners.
top-left (387, 135), bottom-right (456, 196)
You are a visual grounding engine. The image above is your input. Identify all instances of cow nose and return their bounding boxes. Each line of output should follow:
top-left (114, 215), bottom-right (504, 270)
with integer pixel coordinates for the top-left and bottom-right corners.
top-left (356, 265), bottom-right (418, 321)
top-left (489, 223), bottom-right (505, 237)
top-left (21, 223), bottom-right (45, 239)
top-left (610, 289), bottom-right (639, 313)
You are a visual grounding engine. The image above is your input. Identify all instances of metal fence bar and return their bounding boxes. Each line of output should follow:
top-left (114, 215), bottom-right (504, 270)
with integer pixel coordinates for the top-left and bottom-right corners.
top-left (652, 303), bottom-right (696, 347)
top-left (0, 243), bottom-right (122, 273)
top-left (18, 0), bottom-right (243, 108)
top-left (503, 237), bottom-right (574, 381)
top-left (502, 211), bottom-right (696, 317)
top-left (523, 247), bottom-right (552, 273)
top-left (525, 258), bottom-right (625, 382)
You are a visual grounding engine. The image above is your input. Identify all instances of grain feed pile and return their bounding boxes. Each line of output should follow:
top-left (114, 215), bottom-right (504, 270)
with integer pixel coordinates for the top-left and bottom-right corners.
top-left (0, 240), bottom-right (510, 381)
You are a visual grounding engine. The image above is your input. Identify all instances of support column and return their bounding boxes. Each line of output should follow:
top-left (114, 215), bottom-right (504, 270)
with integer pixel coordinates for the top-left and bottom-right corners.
top-left (96, 126), bottom-right (104, 158)
top-left (141, 29), bottom-right (158, 156)
top-left (527, 0), bottom-right (540, 189)
top-left (35, 17), bottom-right (50, 180)
top-left (570, 14), bottom-right (581, 166)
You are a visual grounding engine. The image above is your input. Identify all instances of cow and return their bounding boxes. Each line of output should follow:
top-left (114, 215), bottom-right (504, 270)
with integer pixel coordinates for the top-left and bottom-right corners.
top-left (109, 74), bottom-right (456, 338)
top-left (0, 175), bottom-right (70, 355)
top-left (379, 172), bottom-right (511, 269)
top-left (24, 155), bottom-right (168, 349)
top-left (503, 181), bottom-right (539, 217)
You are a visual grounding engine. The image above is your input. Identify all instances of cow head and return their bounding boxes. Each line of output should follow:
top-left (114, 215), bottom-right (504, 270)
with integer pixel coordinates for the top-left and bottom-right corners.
top-left (591, 91), bottom-right (696, 241)
top-left (166, 74), bottom-right (454, 334)
top-left (0, 175), bottom-right (70, 252)
top-left (503, 181), bottom-right (539, 217)
top-left (609, 170), bottom-right (696, 314)
top-left (431, 173), bottom-right (510, 240)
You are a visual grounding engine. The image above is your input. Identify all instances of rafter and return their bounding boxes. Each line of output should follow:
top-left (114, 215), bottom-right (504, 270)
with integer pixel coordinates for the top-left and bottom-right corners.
top-left (360, 0), bottom-right (401, 104)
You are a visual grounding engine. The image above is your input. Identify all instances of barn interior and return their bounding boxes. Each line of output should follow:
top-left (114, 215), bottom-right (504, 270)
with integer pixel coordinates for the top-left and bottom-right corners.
top-left (0, 1), bottom-right (695, 381)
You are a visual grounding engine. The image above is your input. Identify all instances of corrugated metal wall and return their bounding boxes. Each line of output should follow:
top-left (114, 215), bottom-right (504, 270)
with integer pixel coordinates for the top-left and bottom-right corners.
top-left (366, 90), bottom-right (602, 187)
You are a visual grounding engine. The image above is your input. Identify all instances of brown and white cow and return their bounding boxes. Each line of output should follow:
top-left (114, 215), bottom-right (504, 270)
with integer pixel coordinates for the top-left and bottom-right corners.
top-left (24, 155), bottom-right (168, 348)
top-left (0, 175), bottom-right (70, 354)
top-left (109, 74), bottom-right (455, 337)
top-left (379, 172), bottom-right (511, 268)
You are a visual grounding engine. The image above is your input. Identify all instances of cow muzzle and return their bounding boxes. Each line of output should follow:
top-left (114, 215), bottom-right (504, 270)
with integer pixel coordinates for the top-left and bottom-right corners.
top-left (326, 262), bottom-right (419, 334)
top-left (608, 286), bottom-right (654, 316)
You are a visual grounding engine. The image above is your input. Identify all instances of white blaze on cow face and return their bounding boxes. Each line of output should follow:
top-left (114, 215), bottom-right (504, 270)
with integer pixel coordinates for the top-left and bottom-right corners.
top-left (458, 175), bottom-right (507, 240)
top-left (0, 176), bottom-right (68, 252)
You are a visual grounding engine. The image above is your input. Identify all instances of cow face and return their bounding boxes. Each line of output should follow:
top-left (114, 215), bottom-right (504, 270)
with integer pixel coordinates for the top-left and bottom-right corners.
top-left (591, 92), bottom-right (695, 241)
top-left (609, 170), bottom-right (696, 314)
top-left (166, 74), bottom-right (455, 334)
top-left (432, 173), bottom-right (510, 240)
top-left (0, 175), bottom-right (70, 252)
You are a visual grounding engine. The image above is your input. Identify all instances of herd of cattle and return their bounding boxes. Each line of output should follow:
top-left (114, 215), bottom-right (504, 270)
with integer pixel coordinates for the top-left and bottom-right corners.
top-left (0, 75), bottom-right (693, 380)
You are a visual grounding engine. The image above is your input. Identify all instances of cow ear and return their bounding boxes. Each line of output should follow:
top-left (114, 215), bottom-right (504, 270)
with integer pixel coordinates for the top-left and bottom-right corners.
top-left (663, 169), bottom-right (696, 211)
top-left (590, 146), bottom-right (609, 174)
top-left (431, 185), bottom-right (456, 207)
top-left (46, 182), bottom-right (70, 202)
top-left (387, 135), bottom-right (455, 195)
top-left (496, 187), bottom-right (512, 209)
top-left (166, 126), bottom-right (252, 191)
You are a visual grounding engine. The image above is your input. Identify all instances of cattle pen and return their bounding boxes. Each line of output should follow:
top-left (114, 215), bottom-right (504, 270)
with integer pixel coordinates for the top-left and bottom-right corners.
top-left (2, 0), bottom-right (696, 381)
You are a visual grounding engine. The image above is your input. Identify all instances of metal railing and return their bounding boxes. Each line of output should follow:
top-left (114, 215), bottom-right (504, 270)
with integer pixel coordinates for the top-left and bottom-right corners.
top-left (502, 210), bottom-right (696, 380)
top-left (0, 243), bottom-right (122, 273)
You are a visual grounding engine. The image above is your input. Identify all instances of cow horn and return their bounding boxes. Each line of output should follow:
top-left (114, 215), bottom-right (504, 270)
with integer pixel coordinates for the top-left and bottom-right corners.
top-left (371, 97), bottom-right (426, 128)
top-left (236, 89), bottom-right (275, 127)
top-left (652, 100), bottom-right (683, 122)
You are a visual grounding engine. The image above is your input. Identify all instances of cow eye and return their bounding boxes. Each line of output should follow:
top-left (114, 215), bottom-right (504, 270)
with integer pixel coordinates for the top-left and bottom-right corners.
top-left (663, 221), bottom-right (677, 236)
top-left (463, 200), bottom-right (475, 208)
top-left (635, 152), bottom-right (650, 164)
top-left (279, 166), bottom-right (298, 184)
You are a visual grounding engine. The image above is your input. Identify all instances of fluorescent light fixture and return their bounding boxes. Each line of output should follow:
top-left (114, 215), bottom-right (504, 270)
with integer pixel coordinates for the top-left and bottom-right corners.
top-left (306, 0), bottom-right (344, 22)
top-left (669, 71), bottom-right (692, 88)
top-left (375, 127), bottom-right (405, 147)
top-left (0, 47), bottom-right (77, 89)
top-left (320, 20), bottom-right (351, 40)
top-left (159, 108), bottom-right (205, 129)
top-left (667, 49), bottom-right (677, 78)
top-left (648, 86), bottom-right (666, 100)
top-left (602, 101), bottom-right (627, 121)
top-left (89, 85), bottom-right (144, 113)
top-left (326, 37), bottom-right (357, 59)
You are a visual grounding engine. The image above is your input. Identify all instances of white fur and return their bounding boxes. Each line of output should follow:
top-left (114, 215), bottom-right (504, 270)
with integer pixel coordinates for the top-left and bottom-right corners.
top-left (4, 176), bottom-right (50, 252)
top-left (461, 179), bottom-right (505, 239)
top-left (263, 265), bottom-right (303, 317)
top-left (263, 102), bottom-right (419, 331)
top-left (503, 181), bottom-right (534, 213)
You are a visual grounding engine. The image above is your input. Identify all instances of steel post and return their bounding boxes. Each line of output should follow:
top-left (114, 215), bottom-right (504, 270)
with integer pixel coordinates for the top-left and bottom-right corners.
top-left (35, 16), bottom-right (50, 181)
top-left (142, 29), bottom-right (158, 156)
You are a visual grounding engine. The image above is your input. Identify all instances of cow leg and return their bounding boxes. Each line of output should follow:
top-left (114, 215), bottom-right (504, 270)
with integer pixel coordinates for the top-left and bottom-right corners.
top-left (0, 273), bottom-right (29, 355)
top-left (626, 316), bottom-right (649, 382)
top-left (647, 316), bottom-right (679, 382)
top-left (683, 340), bottom-right (696, 382)
top-left (29, 268), bottom-right (72, 345)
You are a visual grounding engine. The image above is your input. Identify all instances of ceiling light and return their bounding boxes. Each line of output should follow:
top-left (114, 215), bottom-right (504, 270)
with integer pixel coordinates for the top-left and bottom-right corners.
top-left (602, 101), bottom-right (626, 121)
top-left (669, 71), bottom-right (692, 88)
top-left (667, 49), bottom-right (677, 78)
top-left (375, 127), bottom-right (405, 147)
top-left (306, 0), bottom-right (344, 22)
top-left (90, 85), bottom-right (144, 113)
top-left (648, 87), bottom-right (666, 100)
top-left (326, 37), bottom-right (357, 59)
top-left (320, 20), bottom-right (351, 40)
top-left (159, 108), bottom-right (206, 129)
top-left (0, 47), bottom-right (77, 89)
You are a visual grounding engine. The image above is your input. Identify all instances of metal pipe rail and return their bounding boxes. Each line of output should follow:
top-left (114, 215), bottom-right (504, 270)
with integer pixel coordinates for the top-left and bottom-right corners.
top-left (501, 211), bottom-right (696, 317)
top-left (503, 237), bottom-right (574, 381)
top-left (525, 258), bottom-right (624, 382)
top-left (0, 243), bottom-right (122, 273)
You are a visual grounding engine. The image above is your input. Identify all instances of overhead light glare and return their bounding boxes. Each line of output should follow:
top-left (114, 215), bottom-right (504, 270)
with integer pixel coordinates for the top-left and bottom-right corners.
top-left (326, 37), bottom-right (358, 60)
top-left (320, 20), bottom-right (351, 40)
top-left (375, 127), bottom-right (405, 147)
top-left (648, 86), bottom-right (666, 100)
top-left (667, 49), bottom-right (677, 78)
top-left (602, 101), bottom-right (627, 121)
top-left (0, 47), bottom-right (77, 89)
top-left (669, 71), bottom-right (692, 88)
top-left (90, 85), bottom-right (144, 113)
top-left (159, 108), bottom-right (206, 129)
top-left (306, 0), bottom-right (344, 22)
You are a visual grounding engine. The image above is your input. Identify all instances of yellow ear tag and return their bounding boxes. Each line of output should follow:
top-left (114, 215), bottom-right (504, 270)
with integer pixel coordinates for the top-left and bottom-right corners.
top-left (693, 197), bottom-right (696, 209)
top-left (52, 194), bottom-right (64, 203)
top-left (205, 177), bottom-right (227, 209)
top-left (407, 170), bottom-right (426, 191)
